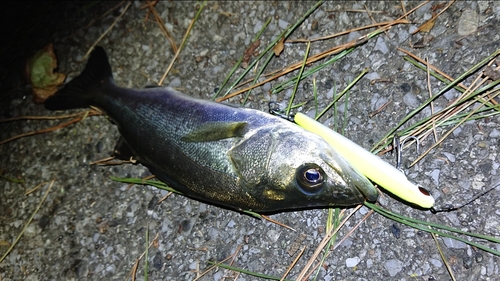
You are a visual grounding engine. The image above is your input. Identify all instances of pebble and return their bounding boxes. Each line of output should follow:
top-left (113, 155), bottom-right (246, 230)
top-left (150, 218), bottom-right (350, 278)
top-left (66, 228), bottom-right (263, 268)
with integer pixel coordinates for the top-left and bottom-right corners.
top-left (346, 257), bottom-right (360, 267)
top-left (442, 237), bottom-right (467, 249)
top-left (458, 9), bottom-right (479, 36)
top-left (403, 92), bottom-right (419, 108)
top-left (384, 259), bottom-right (403, 277)
top-left (374, 37), bottom-right (389, 54)
top-left (278, 19), bottom-right (289, 29)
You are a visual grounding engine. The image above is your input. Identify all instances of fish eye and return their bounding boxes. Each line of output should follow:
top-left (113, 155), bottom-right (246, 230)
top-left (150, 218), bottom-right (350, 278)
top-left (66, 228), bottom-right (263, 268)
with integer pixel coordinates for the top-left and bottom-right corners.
top-left (295, 164), bottom-right (325, 195)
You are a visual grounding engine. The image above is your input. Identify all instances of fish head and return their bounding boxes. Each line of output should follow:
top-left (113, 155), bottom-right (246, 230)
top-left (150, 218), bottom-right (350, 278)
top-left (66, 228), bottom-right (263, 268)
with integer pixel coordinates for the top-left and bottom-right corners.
top-left (230, 126), bottom-right (378, 212)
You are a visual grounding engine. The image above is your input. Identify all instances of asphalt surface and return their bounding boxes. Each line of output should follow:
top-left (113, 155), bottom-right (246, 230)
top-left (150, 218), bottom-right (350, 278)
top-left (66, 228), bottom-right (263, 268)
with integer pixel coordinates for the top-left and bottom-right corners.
top-left (1, 1), bottom-right (499, 280)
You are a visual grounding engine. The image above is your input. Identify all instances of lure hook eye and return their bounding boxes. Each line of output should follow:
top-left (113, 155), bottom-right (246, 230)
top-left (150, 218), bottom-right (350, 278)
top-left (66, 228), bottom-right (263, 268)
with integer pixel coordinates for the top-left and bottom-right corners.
top-left (295, 164), bottom-right (325, 195)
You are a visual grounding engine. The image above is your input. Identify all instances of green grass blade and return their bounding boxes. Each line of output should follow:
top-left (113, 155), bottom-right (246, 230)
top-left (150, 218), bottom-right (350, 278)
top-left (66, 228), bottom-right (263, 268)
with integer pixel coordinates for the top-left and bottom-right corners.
top-left (213, 17), bottom-right (271, 101)
top-left (286, 42), bottom-right (311, 116)
top-left (373, 48), bottom-right (500, 152)
top-left (207, 261), bottom-right (295, 281)
top-left (219, 0), bottom-right (323, 99)
top-left (365, 202), bottom-right (500, 256)
top-left (315, 68), bottom-right (368, 120)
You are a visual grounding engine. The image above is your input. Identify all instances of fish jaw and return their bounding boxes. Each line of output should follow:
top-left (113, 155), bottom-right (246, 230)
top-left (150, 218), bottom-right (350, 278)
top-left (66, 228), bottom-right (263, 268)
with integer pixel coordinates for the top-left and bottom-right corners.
top-left (320, 149), bottom-right (379, 203)
top-left (229, 124), bottom-right (373, 211)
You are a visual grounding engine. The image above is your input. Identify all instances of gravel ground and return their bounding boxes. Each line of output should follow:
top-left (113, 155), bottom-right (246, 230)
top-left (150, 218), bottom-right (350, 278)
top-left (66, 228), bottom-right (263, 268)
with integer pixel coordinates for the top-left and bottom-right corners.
top-left (1, 1), bottom-right (500, 280)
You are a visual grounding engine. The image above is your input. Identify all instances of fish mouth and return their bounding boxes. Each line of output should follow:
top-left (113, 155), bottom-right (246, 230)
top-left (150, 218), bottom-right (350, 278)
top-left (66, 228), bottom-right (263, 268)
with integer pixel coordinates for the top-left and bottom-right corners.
top-left (322, 152), bottom-right (378, 202)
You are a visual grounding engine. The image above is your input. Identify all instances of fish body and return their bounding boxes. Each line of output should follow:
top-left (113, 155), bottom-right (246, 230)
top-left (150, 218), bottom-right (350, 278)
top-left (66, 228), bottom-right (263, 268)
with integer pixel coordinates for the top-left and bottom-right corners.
top-left (45, 47), bottom-right (378, 212)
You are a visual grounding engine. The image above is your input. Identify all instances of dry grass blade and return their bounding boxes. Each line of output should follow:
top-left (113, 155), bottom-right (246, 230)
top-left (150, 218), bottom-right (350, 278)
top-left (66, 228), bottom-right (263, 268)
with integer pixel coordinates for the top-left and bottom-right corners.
top-left (430, 229), bottom-right (456, 281)
top-left (157, 191), bottom-right (172, 204)
top-left (373, 47), bottom-right (500, 155)
top-left (369, 99), bottom-right (392, 118)
top-left (64, 1), bottom-right (126, 40)
top-left (399, 0), bottom-right (408, 21)
top-left (280, 246), bottom-right (306, 281)
top-left (261, 215), bottom-right (296, 232)
top-left (301, 207), bottom-right (375, 280)
top-left (217, 22), bottom-right (403, 102)
top-left (158, 1), bottom-right (206, 85)
top-left (193, 244), bottom-right (243, 281)
top-left (411, 0), bottom-right (455, 35)
top-left (0, 111), bottom-right (95, 123)
top-left (25, 181), bottom-right (49, 195)
top-left (364, 5), bottom-right (389, 37)
top-left (395, 49), bottom-right (500, 166)
top-left (141, 0), bottom-right (178, 53)
top-left (0, 180), bottom-right (55, 263)
top-left (426, 57), bottom-right (438, 142)
top-left (128, 233), bottom-right (159, 281)
top-left (411, 90), bottom-right (500, 166)
top-left (0, 110), bottom-right (101, 145)
top-left (82, 1), bottom-right (132, 61)
top-left (398, 48), bottom-right (468, 89)
top-left (289, 0), bottom-right (430, 43)
top-left (295, 205), bottom-right (361, 281)
top-left (287, 19), bottom-right (408, 43)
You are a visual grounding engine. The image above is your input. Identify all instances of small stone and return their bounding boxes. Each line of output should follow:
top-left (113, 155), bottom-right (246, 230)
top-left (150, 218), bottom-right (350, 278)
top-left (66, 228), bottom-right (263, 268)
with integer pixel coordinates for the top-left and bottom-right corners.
top-left (442, 237), bottom-right (467, 249)
top-left (463, 256), bottom-right (473, 269)
top-left (458, 9), bottom-right (479, 36)
top-left (384, 259), bottom-right (403, 277)
top-left (346, 257), bottom-right (360, 267)
top-left (475, 252), bottom-right (483, 263)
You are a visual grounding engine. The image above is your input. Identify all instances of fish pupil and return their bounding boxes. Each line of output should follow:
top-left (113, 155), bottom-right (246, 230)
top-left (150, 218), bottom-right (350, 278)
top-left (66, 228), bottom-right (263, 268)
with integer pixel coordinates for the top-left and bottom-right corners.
top-left (304, 169), bottom-right (321, 183)
top-left (295, 164), bottom-right (325, 195)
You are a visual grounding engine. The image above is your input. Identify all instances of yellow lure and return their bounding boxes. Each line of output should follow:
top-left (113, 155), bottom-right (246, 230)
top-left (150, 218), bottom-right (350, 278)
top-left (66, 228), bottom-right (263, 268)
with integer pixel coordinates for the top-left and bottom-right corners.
top-left (294, 112), bottom-right (434, 208)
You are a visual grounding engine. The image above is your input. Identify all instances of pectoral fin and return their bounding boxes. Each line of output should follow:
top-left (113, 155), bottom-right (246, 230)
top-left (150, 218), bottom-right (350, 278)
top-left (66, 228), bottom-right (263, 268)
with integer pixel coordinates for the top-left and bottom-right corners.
top-left (113, 137), bottom-right (136, 160)
top-left (181, 121), bottom-right (248, 142)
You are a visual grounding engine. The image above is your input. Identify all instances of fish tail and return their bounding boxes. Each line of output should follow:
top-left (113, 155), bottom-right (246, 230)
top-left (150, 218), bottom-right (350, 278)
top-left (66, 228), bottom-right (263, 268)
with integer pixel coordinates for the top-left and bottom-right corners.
top-left (44, 46), bottom-right (113, 110)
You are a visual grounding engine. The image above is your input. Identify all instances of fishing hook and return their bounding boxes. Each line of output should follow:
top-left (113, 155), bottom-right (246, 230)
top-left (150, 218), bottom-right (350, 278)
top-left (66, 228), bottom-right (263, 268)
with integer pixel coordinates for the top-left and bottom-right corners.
top-left (268, 101), bottom-right (295, 122)
top-left (393, 134), bottom-right (420, 173)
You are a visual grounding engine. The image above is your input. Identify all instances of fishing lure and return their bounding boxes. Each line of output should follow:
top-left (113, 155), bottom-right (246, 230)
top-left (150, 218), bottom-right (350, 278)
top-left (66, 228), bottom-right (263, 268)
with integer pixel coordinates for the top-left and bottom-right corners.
top-left (293, 112), bottom-right (434, 208)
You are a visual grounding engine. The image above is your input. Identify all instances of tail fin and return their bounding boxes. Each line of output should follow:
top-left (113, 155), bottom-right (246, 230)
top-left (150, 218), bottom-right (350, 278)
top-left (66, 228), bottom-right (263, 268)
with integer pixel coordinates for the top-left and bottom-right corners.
top-left (44, 46), bottom-right (113, 110)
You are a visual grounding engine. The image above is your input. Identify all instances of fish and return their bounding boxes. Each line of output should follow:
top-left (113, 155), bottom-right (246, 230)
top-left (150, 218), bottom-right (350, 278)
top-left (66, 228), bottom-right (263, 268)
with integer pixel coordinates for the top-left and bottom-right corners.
top-left (44, 46), bottom-right (378, 213)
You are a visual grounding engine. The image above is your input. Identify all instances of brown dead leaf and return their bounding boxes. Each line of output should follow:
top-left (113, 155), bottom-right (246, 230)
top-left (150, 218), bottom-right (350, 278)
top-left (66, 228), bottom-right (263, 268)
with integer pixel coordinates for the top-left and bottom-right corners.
top-left (0, 240), bottom-right (11, 247)
top-left (243, 40), bottom-right (260, 64)
top-left (274, 36), bottom-right (285, 56)
top-left (483, 65), bottom-right (500, 80)
top-left (431, 3), bottom-right (447, 12)
top-left (287, 233), bottom-right (307, 256)
top-left (25, 43), bottom-right (66, 103)
top-left (418, 12), bottom-right (437, 33)
top-left (419, 19), bottom-right (436, 33)
top-left (412, 34), bottom-right (435, 48)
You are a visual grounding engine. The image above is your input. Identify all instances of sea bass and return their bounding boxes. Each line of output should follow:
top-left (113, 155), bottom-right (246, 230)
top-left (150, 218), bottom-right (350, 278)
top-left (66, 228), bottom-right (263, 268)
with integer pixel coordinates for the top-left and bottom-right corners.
top-left (45, 46), bottom-right (378, 213)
